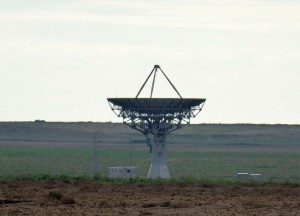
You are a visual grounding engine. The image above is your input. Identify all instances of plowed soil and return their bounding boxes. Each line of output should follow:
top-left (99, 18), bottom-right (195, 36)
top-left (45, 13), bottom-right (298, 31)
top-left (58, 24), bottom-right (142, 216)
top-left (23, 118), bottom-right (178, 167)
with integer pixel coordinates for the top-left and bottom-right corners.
top-left (1, 181), bottom-right (300, 215)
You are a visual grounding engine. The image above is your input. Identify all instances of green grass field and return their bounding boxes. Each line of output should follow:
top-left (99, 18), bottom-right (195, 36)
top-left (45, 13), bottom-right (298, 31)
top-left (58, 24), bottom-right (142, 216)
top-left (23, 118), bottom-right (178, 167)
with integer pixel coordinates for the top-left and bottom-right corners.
top-left (0, 122), bottom-right (300, 182)
top-left (1, 145), bottom-right (300, 182)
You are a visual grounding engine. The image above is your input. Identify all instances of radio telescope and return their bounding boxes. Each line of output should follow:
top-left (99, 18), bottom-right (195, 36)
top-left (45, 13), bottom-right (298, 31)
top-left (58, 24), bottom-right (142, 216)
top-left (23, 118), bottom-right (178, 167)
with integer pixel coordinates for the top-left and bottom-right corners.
top-left (107, 65), bottom-right (206, 178)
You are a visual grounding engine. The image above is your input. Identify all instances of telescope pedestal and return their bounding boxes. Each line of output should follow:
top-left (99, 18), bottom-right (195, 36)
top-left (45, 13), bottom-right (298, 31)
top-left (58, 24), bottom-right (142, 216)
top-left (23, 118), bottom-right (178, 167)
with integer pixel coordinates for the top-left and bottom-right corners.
top-left (147, 136), bottom-right (170, 179)
top-left (107, 65), bottom-right (206, 179)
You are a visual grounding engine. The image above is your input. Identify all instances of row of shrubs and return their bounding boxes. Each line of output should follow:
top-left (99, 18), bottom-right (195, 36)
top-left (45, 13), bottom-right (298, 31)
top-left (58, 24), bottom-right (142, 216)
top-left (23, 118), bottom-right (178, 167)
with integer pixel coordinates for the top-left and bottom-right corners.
top-left (0, 173), bottom-right (299, 186)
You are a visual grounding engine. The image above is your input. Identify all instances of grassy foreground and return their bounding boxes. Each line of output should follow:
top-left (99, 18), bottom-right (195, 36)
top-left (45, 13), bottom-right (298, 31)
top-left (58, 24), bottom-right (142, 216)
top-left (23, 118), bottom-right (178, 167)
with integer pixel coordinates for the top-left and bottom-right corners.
top-left (1, 147), bottom-right (300, 182)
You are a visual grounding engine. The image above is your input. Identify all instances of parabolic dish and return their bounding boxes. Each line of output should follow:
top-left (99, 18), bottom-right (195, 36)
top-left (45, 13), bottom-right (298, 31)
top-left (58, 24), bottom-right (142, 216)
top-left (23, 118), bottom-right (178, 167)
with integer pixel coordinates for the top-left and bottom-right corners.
top-left (107, 98), bottom-right (206, 114)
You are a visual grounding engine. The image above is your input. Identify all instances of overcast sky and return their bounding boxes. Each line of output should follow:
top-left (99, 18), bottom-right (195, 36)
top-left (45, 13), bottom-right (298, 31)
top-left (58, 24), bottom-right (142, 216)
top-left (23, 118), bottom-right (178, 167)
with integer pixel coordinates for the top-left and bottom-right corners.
top-left (0, 0), bottom-right (299, 124)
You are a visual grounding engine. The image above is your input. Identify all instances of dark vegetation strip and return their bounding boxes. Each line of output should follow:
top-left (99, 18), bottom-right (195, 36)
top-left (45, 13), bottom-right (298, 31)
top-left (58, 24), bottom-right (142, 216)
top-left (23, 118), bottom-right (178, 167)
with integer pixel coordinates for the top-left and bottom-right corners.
top-left (0, 174), bottom-right (299, 187)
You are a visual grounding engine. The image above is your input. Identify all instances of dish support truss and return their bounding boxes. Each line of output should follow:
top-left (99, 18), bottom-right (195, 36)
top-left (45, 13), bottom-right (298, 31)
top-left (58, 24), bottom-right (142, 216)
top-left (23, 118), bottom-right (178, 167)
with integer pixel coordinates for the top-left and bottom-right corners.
top-left (108, 100), bottom-right (205, 178)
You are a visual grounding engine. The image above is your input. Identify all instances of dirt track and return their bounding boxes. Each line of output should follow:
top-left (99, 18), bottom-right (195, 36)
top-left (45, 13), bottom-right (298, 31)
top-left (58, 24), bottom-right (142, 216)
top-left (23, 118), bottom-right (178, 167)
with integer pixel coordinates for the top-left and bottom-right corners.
top-left (1, 181), bottom-right (300, 215)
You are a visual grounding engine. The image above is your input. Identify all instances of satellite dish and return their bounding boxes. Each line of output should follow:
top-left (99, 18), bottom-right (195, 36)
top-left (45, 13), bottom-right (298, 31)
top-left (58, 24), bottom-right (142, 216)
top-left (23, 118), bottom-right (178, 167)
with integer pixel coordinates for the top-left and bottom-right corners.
top-left (107, 65), bottom-right (206, 178)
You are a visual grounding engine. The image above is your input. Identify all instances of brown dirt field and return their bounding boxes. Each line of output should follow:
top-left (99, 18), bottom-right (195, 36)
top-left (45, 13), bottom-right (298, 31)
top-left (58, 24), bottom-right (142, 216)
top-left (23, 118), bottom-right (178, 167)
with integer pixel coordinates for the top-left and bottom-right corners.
top-left (1, 181), bottom-right (300, 215)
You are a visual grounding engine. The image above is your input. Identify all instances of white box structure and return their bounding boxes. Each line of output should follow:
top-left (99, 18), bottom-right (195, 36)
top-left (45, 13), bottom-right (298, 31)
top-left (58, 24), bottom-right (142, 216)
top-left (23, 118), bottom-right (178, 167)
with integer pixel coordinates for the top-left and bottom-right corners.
top-left (237, 173), bottom-right (262, 180)
top-left (237, 173), bottom-right (249, 180)
top-left (107, 167), bottom-right (137, 178)
top-left (249, 174), bottom-right (262, 180)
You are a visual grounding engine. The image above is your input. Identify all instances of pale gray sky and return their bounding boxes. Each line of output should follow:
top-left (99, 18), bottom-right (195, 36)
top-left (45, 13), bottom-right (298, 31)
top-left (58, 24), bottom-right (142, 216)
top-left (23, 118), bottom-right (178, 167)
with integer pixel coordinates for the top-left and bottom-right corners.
top-left (0, 0), bottom-right (299, 124)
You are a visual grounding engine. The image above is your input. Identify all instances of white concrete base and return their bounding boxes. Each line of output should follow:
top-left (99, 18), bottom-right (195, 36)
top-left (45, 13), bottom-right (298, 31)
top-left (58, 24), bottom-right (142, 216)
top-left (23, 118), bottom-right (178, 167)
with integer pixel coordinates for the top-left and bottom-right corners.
top-left (147, 152), bottom-right (170, 179)
top-left (147, 140), bottom-right (170, 179)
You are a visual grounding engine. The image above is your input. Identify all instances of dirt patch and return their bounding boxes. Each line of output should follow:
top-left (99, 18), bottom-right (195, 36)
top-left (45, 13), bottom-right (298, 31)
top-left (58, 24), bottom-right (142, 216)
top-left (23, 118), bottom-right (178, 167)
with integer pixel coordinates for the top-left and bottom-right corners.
top-left (0, 181), bottom-right (300, 215)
